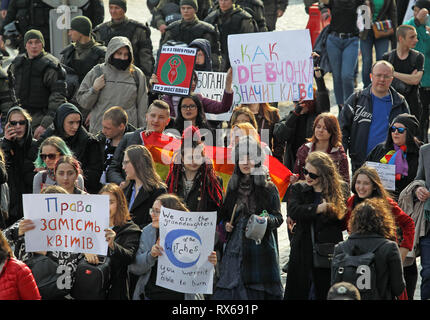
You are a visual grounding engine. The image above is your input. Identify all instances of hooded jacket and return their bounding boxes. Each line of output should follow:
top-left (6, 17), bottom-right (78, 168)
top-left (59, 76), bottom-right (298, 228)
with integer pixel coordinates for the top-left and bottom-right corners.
top-left (339, 85), bottom-right (410, 172)
top-left (39, 103), bottom-right (103, 194)
top-left (189, 38), bottom-right (213, 71)
top-left (76, 36), bottom-right (148, 134)
top-left (0, 106), bottom-right (38, 225)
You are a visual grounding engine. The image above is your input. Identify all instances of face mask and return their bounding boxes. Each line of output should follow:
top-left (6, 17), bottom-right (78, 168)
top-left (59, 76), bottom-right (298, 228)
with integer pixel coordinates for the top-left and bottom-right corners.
top-left (110, 57), bottom-right (130, 70)
top-left (194, 63), bottom-right (206, 71)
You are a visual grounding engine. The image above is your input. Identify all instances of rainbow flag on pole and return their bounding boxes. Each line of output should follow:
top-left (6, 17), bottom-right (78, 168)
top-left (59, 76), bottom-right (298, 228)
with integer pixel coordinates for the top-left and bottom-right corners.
top-left (142, 132), bottom-right (292, 199)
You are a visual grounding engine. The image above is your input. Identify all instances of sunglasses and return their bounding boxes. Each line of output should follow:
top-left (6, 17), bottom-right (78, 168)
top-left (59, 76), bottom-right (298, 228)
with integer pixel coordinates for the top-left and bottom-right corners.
top-left (390, 126), bottom-right (406, 134)
top-left (303, 168), bottom-right (319, 180)
top-left (40, 153), bottom-right (59, 160)
top-left (181, 104), bottom-right (197, 110)
top-left (9, 120), bottom-right (26, 126)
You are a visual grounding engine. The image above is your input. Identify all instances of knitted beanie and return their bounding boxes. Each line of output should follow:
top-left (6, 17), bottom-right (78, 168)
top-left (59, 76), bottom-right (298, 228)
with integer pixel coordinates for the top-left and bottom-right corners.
top-left (180, 0), bottom-right (198, 11)
top-left (70, 16), bottom-right (92, 37)
top-left (109, 0), bottom-right (127, 12)
top-left (24, 29), bottom-right (45, 47)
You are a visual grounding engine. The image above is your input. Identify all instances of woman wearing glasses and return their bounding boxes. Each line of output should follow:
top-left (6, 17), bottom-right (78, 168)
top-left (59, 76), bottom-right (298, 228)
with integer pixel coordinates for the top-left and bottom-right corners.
top-left (122, 145), bottom-right (167, 229)
top-left (33, 136), bottom-right (85, 193)
top-left (366, 113), bottom-right (422, 201)
top-left (1, 106), bottom-right (38, 227)
top-left (284, 151), bottom-right (347, 300)
top-left (173, 94), bottom-right (213, 140)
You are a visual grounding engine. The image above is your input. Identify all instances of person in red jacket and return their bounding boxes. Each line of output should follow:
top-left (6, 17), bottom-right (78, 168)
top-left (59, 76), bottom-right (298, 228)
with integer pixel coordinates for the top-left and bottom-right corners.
top-left (0, 230), bottom-right (41, 300)
top-left (344, 165), bottom-right (415, 298)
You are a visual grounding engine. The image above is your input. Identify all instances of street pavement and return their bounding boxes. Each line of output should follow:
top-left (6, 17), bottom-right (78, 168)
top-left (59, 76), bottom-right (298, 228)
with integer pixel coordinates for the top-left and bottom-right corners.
top-left (103, 0), bottom-right (422, 300)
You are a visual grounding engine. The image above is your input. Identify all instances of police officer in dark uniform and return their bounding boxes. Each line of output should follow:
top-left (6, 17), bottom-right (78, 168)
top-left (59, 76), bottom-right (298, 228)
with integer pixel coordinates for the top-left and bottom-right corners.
top-left (0, 0), bottom-right (54, 52)
top-left (61, 15), bottom-right (106, 128)
top-left (211, 0), bottom-right (268, 31)
top-left (204, 0), bottom-right (257, 71)
top-left (93, 0), bottom-right (154, 81)
top-left (161, 0), bottom-right (221, 70)
top-left (8, 29), bottom-right (67, 139)
top-left (262, 0), bottom-right (288, 31)
top-left (0, 0), bottom-right (105, 53)
top-left (61, 16), bottom-right (106, 84)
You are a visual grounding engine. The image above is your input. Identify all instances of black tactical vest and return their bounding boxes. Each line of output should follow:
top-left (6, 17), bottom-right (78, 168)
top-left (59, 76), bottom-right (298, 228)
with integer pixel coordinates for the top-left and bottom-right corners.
top-left (12, 53), bottom-right (60, 111)
top-left (61, 43), bottom-right (106, 83)
top-left (94, 19), bottom-right (151, 68)
top-left (166, 19), bottom-right (216, 45)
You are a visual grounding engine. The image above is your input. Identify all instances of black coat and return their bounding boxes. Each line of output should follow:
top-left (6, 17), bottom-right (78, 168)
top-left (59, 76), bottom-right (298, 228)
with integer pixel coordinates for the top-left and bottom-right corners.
top-left (39, 103), bottom-right (104, 194)
top-left (123, 181), bottom-right (167, 229)
top-left (107, 221), bottom-right (141, 300)
top-left (333, 233), bottom-right (405, 300)
top-left (284, 182), bottom-right (344, 300)
top-left (1, 107), bottom-right (38, 226)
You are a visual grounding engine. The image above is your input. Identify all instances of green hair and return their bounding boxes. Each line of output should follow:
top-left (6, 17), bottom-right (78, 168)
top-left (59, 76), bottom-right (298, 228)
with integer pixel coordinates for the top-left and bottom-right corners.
top-left (34, 136), bottom-right (74, 169)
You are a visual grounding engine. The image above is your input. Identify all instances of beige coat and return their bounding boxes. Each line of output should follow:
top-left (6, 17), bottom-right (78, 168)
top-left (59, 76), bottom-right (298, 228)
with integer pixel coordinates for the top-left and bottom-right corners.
top-left (76, 36), bottom-right (148, 134)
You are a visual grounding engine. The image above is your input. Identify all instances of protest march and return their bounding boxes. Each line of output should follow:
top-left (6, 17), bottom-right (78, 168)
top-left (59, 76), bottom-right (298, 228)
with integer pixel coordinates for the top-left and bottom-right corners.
top-left (0, 0), bottom-right (429, 307)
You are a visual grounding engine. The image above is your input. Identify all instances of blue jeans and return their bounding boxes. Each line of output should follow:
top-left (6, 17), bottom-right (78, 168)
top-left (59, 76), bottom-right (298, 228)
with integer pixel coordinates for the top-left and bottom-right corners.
top-left (360, 30), bottom-right (390, 88)
top-left (326, 34), bottom-right (359, 105)
top-left (420, 232), bottom-right (430, 300)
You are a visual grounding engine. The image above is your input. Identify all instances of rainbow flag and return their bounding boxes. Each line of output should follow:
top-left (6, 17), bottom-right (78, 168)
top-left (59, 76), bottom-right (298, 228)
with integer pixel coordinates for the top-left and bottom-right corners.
top-left (142, 132), bottom-right (292, 199)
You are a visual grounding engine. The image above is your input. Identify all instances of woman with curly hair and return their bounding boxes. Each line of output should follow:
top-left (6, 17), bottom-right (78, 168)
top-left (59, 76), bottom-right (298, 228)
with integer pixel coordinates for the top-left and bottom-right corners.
top-left (345, 165), bottom-right (415, 299)
top-left (333, 198), bottom-right (406, 300)
top-left (284, 151), bottom-right (348, 300)
top-left (33, 136), bottom-right (84, 193)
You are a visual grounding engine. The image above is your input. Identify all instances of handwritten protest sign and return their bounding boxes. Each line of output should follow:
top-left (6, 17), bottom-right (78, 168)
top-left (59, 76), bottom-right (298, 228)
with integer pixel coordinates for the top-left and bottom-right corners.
top-left (365, 161), bottom-right (396, 191)
top-left (228, 29), bottom-right (314, 104)
top-left (153, 46), bottom-right (197, 96)
top-left (194, 71), bottom-right (235, 121)
top-left (23, 194), bottom-right (110, 255)
top-left (156, 206), bottom-right (216, 294)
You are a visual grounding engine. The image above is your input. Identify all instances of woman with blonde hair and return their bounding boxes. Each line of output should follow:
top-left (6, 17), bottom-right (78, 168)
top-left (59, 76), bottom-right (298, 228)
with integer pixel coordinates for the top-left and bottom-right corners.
top-left (122, 145), bottom-right (167, 228)
top-left (284, 151), bottom-right (348, 300)
top-left (33, 136), bottom-right (84, 193)
top-left (230, 122), bottom-right (272, 156)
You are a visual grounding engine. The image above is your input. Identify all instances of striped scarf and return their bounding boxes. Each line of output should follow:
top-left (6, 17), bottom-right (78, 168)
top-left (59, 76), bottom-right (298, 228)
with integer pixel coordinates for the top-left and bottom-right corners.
top-left (380, 145), bottom-right (408, 180)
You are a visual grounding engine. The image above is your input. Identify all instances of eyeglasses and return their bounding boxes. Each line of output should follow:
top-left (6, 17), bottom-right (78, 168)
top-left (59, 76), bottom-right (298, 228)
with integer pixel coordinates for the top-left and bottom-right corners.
top-left (303, 168), bottom-right (319, 180)
top-left (40, 153), bottom-right (59, 160)
top-left (9, 120), bottom-right (26, 126)
top-left (390, 126), bottom-right (406, 134)
top-left (149, 208), bottom-right (160, 216)
top-left (181, 104), bottom-right (197, 110)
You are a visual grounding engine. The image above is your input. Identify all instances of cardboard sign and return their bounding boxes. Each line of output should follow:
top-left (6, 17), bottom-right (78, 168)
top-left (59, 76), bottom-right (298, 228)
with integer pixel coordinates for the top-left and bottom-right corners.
top-left (153, 46), bottom-right (197, 96)
top-left (23, 194), bottom-right (110, 255)
top-left (365, 161), bottom-right (396, 191)
top-left (156, 206), bottom-right (216, 294)
top-left (194, 71), bottom-right (234, 121)
top-left (228, 30), bottom-right (314, 104)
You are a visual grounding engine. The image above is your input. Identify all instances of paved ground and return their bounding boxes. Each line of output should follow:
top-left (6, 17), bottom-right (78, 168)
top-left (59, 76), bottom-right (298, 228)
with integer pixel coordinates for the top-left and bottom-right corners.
top-left (103, 0), bottom-right (423, 299)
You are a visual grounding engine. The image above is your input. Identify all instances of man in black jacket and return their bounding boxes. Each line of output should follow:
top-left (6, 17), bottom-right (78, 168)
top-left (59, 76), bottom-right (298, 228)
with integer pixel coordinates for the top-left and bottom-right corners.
top-left (96, 106), bottom-right (136, 185)
top-left (339, 60), bottom-right (411, 172)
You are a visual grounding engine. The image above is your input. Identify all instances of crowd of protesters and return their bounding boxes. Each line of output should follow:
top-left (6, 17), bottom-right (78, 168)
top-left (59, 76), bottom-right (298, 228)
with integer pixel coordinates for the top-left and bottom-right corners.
top-left (0, 0), bottom-right (430, 301)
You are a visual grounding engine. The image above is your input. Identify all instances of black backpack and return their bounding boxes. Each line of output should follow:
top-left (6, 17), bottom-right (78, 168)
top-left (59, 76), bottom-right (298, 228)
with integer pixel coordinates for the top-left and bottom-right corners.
top-left (25, 254), bottom-right (70, 300)
top-left (331, 240), bottom-right (386, 300)
top-left (71, 256), bottom-right (111, 300)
